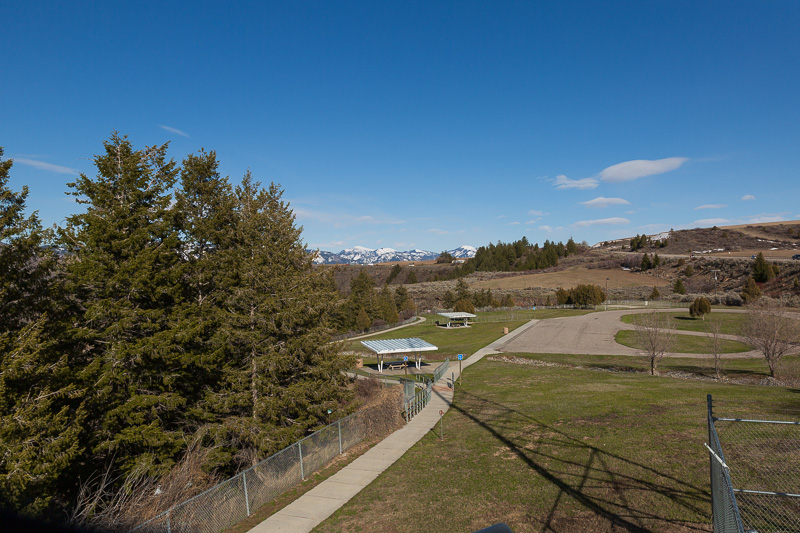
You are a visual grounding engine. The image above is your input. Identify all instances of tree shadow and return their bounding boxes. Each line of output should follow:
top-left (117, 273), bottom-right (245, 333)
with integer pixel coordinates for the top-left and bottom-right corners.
top-left (433, 387), bottom-right (711, 532)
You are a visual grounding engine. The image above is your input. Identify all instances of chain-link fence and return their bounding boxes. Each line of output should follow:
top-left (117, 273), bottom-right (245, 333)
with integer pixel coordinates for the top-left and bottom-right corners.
top-left (706, 394), bottom-right (800, 533)
top-left (131, 409), bottom-right (375, 533)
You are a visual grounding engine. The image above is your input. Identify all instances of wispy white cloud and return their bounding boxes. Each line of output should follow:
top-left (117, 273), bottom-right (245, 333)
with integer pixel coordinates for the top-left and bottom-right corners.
top-left (159, 125), bottom-right (190, 138)
top-left (14, 157), bottom-right (79, 175)
top-left (539, 225), bottom-right (553, 232)
top-left (572, 217), bottom-right (630, 228)
top-left (508, 221), bottom-right (520, 225)
top-left (743, 213), bottom-right (788, 224)
top-left (692, 218), bottom-right (730, 227)
top-left (495, 215), bottom-right (508, 219)
top-left (554, 175), bottom-right (599, 190)
top-left (741, 194), bottom-right (756, 201)
top-left (599, 157), bottom-right (687, 183)
top-left (694, 204), bottom-right (727, 210)
top-left (294, 207), bottom-right (405, 228)
top-left (427, 228), bottom-right (450, 235)
top-left (528, 209), bottom-right (548, 216)
top-left (310, 240), bottom-right (345, 249)
top-left (579, 196), bottom-right (630, 208)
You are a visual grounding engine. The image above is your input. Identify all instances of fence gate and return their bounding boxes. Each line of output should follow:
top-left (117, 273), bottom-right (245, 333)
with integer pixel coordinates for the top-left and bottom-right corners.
top-left (706, 394), bottom-right (800, 533)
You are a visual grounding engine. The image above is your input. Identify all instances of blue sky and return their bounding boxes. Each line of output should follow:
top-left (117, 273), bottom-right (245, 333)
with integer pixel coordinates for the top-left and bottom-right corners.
top-left (3, 1), bottom-right (800, 252)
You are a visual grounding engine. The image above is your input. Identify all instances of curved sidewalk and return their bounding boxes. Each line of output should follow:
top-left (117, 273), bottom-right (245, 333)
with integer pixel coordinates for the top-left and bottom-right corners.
top-left (247, 319), bottom-right (539, 533)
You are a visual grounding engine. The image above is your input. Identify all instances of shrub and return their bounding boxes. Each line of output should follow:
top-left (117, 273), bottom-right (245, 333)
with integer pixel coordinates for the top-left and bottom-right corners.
top-left (453, 299), bottom-right (475, 313)
top-left (689, 297), bottom-right (711, 319)
top-left (684, 265), bottom-right (694, 277)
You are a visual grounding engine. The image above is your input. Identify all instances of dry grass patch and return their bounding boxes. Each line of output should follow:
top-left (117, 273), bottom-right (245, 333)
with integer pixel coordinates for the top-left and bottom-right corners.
top-left (469, 268), bottom-right (670, 290)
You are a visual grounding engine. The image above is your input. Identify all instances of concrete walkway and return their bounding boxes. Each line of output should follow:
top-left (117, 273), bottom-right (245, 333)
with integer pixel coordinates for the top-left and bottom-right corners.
top-left (248, 319), bottom-right (539, 533)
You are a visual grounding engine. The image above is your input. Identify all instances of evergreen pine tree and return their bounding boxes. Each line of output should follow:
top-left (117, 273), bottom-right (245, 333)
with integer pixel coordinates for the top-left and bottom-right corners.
top-left (649, 286), bottom-right (661, 300)
top-left (60, 133), bottom-right (187, 477)
top-left (356, 306), bottom-right (371, 331)
top-left (674, 278), bottom-right (687, 295)
top-left (405, 269), bottom-right (417, 284)
top-left (741, 275), bottom-right (762, 303)
top-left (0, 149), bottom-right (84, 515)
top-left (752, 252), bottom-right (773, 282)
top-left (640, 253), bottom-right (652, 271)
top-left (214, 176), bottom-right (353, 458)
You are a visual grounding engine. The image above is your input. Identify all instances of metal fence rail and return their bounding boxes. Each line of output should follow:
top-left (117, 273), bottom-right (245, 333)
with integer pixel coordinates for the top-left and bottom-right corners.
top-left (131, 409), bottom-right (373, 533)
top-left (403, 379), bottom-right (432, 422)
top-left (707, 395), bottom-right (800, 533)
top-left (433, 357), bottom-right (449, 383)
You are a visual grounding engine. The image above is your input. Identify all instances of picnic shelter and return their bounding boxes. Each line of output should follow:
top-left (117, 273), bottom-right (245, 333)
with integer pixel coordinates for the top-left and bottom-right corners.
top-left (360, 338), bottom-right (438, 373)
top-left (437, 311), bottom-right (476, 328)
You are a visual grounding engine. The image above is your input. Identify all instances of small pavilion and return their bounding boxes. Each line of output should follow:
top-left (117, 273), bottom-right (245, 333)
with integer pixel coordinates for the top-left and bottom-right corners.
top-left (437, 311), bottom-right (476, 328)
top-left (360, 338), bottom-right (438, 373)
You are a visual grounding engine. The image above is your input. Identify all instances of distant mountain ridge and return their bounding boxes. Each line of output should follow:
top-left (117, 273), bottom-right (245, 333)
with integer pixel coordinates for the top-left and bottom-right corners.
top-left (312, 245), bottom-right (477, 265)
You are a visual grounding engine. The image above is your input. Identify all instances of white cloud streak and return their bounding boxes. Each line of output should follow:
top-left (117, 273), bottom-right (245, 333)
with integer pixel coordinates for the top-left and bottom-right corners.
top-left (13, 158), bottom-right (79, 175)
top-left (691, 218), bottom-right (730, 226)
top-left (743, 213), bottom-right (788, 224)
top-left (572, 217), bottom-right (630, 228)
top-left (579, 196), bottom-right (630, 208)
top-left (694, 204), bottom-right (727, 210)
top-left (741, 194), bottom-right (756, 201)
top-left (599, 157), bottom-right (687, 182)
top-left (528, 209), bottom-right (548, 216)
top-left (159, 125), bottom-right (190, 137)
top-left (553, 175), bottom-right (599, 190)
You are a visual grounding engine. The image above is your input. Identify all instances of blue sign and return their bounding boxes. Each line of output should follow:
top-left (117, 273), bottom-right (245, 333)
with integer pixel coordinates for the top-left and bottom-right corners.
top-left (457, 354), bottom-right (463, 361)
top-left (533, 306), bottom-right (537, 311)
top-left (403, 355), bottom-right (408, 361)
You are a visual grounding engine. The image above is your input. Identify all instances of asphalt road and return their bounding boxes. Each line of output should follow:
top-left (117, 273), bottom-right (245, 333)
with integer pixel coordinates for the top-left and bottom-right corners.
top-left (497, 308), bottom-right (762, 359)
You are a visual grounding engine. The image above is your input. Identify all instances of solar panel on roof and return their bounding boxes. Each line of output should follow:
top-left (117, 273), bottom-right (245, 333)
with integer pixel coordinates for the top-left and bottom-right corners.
top-left (360, 338), bottom-right (438, 354)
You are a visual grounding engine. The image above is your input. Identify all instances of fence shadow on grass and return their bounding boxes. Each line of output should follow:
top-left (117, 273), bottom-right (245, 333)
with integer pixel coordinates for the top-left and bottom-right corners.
top-left (439, 388), bottom-right (710, 532)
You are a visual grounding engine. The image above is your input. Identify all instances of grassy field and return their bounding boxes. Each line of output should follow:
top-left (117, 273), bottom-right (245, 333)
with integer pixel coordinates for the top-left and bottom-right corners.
top-left (620, 311), bottom-right (747, 335)
top-left (342, 310), bottom-right (591, 358)
top-left (315, 357), bottom-right (800, 533)
top-left (615, 330), bottom-right (752, 354)
top-left (499, 353), bottom-right (800, 383)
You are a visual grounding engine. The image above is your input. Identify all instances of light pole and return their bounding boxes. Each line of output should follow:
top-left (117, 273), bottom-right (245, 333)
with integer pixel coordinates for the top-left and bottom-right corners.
top-left (605, 277), bottom-right (609, 310)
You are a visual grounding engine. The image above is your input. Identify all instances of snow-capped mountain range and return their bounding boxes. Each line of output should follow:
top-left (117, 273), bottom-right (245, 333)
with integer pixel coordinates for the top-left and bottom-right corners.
top-left (312, 245), bottom-right (477, 265)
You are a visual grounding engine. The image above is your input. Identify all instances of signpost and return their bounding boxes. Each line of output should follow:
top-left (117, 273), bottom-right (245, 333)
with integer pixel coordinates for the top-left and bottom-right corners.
top-left (439, 409), bottom-right (444, 441)
top-left (458, 354), bottom-right (463, 384)
top-left (533, 306), bottom-right (536, 319)
top-left (404, 355), bottom-right (408, 376)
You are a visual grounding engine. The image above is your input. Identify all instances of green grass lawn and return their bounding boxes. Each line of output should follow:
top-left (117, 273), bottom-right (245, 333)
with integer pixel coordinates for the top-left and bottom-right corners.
top-left (315, 357), bottom-right (800, 533)
top-left (342, 310), bottom-right (592, 359)
top-left (620, 311), bottom-right (747, 335)
top-left (615, 329), bottom-right (751, 353)
top-left (509, 352), bottom-right (791, 381)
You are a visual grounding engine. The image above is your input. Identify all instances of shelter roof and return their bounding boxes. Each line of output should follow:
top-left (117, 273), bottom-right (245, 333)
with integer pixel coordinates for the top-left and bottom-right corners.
top-left (438, 312), bottom-right (476, 319)
top-left (360, 338), bottom-right (438, 355)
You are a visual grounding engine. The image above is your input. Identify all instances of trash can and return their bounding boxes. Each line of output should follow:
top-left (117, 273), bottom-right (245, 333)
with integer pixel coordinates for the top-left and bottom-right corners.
top-left (502, 327), bottom-right (509, 334)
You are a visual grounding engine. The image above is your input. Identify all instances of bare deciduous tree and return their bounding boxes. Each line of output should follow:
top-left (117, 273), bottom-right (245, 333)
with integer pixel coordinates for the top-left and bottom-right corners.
top-left (706, 318), bottom-right (725, 380)
top-left (740, 301), bottom-right (800, 378)
top-left (632, 311), bottom-right (676, 375)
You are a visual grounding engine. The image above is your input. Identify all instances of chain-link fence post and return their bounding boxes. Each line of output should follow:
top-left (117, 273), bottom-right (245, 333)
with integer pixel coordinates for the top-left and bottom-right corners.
top-left (299, 441), bottom-right (305, 480)
top-left (338, 420), bottom-right (342, 455)
top-left (242, 470), bottom-right (250, 517)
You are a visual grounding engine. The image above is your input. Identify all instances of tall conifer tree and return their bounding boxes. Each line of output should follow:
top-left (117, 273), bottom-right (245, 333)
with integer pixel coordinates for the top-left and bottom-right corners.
top-left (0, 148), bottom-right (83, 515)
top-left (60, 134), bottom-right (188, 476)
